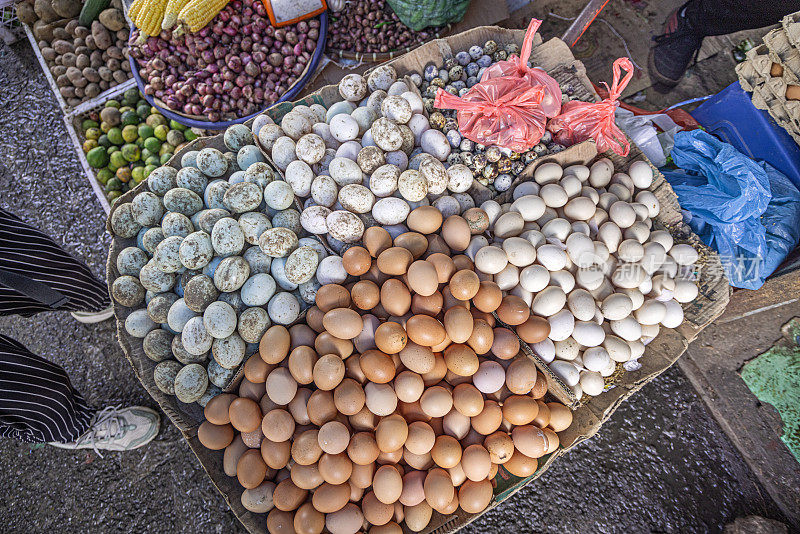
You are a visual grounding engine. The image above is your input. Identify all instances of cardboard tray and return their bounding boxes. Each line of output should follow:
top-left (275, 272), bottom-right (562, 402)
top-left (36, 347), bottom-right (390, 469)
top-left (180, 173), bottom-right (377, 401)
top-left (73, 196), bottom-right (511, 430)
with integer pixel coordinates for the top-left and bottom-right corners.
top-left (104, 28), bottom-right (729, 534)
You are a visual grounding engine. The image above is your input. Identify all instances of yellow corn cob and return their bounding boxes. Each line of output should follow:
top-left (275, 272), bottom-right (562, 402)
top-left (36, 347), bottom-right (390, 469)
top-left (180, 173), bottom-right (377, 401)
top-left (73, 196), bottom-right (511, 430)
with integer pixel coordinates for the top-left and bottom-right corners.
top-left (178, 0), bottom-right (229, 33)
top-left (138, 0), bottom-right (168, 36)
top-left (128, 0), bottom-right (144, 22)
top-left (161, 0), bottom-right (191, 29)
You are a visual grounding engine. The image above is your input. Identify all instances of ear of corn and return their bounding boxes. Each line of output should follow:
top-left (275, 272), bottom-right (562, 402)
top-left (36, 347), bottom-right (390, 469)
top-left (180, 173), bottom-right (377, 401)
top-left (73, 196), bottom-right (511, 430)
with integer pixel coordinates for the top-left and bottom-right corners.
top-left (135, 0), bottom-right (168, 36)
top-left (161, 0), bottom-right (192, 30)
top-left (128, 0), bottom-right (144, 23)
top-left (178, 0), bottom-right (229, 33)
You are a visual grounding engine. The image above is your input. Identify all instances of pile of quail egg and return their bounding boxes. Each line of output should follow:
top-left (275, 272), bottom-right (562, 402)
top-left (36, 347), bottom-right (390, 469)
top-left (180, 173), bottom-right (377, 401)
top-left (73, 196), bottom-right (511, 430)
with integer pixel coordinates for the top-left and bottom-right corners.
top-left (253, 66), bottom-right (482, 255)
top-left (108, 128), bottom-right (337, 406)
top-left (413, 40), bottom-right (582, 194)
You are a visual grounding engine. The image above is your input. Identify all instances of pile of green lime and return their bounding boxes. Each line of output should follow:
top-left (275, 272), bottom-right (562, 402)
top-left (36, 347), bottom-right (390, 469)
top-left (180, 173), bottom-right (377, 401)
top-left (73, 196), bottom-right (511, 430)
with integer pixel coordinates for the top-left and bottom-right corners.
top-left (81, 88), bottom-right (199, 202)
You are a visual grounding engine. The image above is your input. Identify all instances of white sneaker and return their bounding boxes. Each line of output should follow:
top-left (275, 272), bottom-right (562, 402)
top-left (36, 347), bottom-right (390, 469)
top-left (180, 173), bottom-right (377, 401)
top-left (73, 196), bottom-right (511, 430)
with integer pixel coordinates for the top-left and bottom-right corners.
top-left (70, 306), bottom-right (114, 324)
top-left (49, 405), bottom-right (160, 456)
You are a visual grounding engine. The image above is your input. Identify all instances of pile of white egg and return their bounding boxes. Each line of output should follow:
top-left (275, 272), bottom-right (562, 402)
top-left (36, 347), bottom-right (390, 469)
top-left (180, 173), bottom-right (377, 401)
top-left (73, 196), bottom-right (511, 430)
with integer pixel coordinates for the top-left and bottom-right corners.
top-left (108, 126), bottom-right (339, 406)
top-left (252, 65), bottom-right (480, 254)
top-left (467, 159), bottom-right (699, 398)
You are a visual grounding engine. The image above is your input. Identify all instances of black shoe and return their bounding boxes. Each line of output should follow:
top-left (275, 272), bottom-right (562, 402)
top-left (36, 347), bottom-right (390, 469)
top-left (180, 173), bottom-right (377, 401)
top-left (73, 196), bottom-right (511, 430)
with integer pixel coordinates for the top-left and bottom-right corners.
top-left (648, 4), bottom-right (704, 91)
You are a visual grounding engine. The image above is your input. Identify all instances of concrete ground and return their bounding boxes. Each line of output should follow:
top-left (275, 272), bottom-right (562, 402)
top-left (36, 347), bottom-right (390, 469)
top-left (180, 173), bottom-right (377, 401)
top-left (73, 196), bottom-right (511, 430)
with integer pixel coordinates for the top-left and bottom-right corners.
top-left (0, 11), bottom-right (793, 534)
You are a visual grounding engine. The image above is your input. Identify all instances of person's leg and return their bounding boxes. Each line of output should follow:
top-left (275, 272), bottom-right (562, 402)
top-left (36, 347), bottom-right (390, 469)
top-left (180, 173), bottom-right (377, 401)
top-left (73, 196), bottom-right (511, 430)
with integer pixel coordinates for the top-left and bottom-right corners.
top-left (0, 208), bottom-right (112, 321)
top-left (0, 334), bottom-right (160, 452)
top-left (649, 0), bottom-right (800, 90)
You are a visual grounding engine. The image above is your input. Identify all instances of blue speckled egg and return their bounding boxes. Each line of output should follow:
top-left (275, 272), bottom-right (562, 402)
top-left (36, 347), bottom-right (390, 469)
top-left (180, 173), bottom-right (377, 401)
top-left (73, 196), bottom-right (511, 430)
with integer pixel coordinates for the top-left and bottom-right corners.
top-left (236, 145), bottom-right (265, 170)
top-left (456, 51), bottom-right (471, 65)
top-left (424, 64), bottom-right (439, 81)
top-left (468, 45), bottom-right (483, 59)
top-left (446, 130), bottom-right (462, 148)
top-left (477, 55), bottom-right (492, 68)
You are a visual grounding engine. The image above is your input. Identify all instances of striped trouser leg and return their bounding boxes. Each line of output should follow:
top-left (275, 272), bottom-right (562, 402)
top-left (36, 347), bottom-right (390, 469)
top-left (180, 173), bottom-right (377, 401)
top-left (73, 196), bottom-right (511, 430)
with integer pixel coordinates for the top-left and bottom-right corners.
top-left (0, 334), bottom-right (95, 443)
top-left (0, 208), bottom-right (110, 315)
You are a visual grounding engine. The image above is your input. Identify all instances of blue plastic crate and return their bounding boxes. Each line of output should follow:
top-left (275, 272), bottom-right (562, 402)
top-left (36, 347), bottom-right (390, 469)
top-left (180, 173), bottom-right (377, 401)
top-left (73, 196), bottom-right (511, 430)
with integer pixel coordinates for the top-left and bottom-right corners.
top-left (691, 81), bottom-right (800, 189)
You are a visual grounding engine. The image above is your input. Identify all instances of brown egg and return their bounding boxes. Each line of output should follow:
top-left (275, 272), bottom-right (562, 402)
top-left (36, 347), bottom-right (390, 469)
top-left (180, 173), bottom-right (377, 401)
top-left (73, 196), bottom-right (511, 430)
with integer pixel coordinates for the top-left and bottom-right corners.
top-left (402, 421), bottom-right (435, 456)
top-left (421, 354), bottom-right (448, 387)
top-left (204, 393), bottom-right (236, 425)
top-left (364, 226), bottom-right (393, 257)
top-left (410, 292), bottom-right (444, 317)
top-left (404, 501), bottom-right (434, 532)
top-left (423, 468), bottom-right (455, 511)
top-left (532, 400), bottom-right (551, 427)
top-left (441, 215), bottom-right (471, 252)
top-left (425, 234), bottom-right (451, 257)
top-left (306, 389), bottom-right (337, 426)
top-left (543, 427), bottom-right (560, 454)
top-left (365, 382), bottom-right (398, 417)
top-left (260, 392), bottom-right (279, 415)
top-left (313, 354), bottom-right (346, 390)
top-left (244, 354), bottom-right (272, 384)
top-left (351, 280), bottom-right (380, 310)
top-left (237, 449), bottom-right (268, 489)
top-left (318, 452), bottom-right (353, 485)
top-left (471, 400), bottom-right (502, 435)
top-left (239, 377), bottom-right (267, 402)
top-left (333, 378), bottom-right (366, 416)
top-left (273, 478), bottom-right (308, 511)
top-left (441, 285), bottom-right (468, 311)
top-left (452, 383), bottom-right (484, 417)
top-left (458, 479), bottom-right (493, 513)
top-left (470, 281), bottom-right (501, 313)
top-left (394, 232), bottom-right (429, 259)
top-left (444, 343), bottom-right (479, 377)
top-left (394, 371), bottom-right (425, 403)
top-left (399, 470), bottom-right (427, 506)
top-left (318, 420), bottom-right (351, 455)
top-left (425, 253), bottom-right (456, 284)
top-left (267, 509), bottom-right (294, 534)
top-left (314, 332), bottom-right (354, 359)
top-left (452, 254), bottom-right (474, 271)
top-left (442, 306), bottom-right (473, 344)
top-left (491, 327), bottom-right (520, 359)
top-left (376, 247), bottom-right (413, 275)
top-left (326, 503), bottom-right (364, 534)
top-left (347, 431), bottom-right (380, 465)
top-left (292, 429), bottom-right (323, 465)
top-left (350, 461), bottom-right (376, 489)
top-left (290, 323), bottom-right (317, 349)
top-left (530, 372), bottom-right (548, 399)
top-left (261, 437), bottom-right (291, 470)
top-left (342, 246), bottom-right (372, 276)
top-left (398, 341), bottom-right (435, 374)
top-left (380, 279), bottom-right (412, 316)
top-left (466, 319), bottom-right (494, 355)
top-left (363, 260), bottom-right (390, 287)
top-left (419, 385), bottom-right (453, 418)
top-left (404, 447), bottom-right (434, 470)
top-left (229, 397), bottom-right (262, 433)
top-left (287, 346), bottom-right (317, 385)
top-left (350, 403), bottom-right (379, 431)
top-left (472, 308), bottom-right (496, 326)
top-left (344, 354), bottom-right (366, 382)
top-left (350, 481), bottom-right (365, 502)
top-left (461, 444), bottom-right (492, 482)
top-left (223, 436), bottom-right (248, 477)
top-left (430, 435), bottom-right (462, 469)
top-left (315, 284), bottom-right (351, 313)
top-left (372, 522), bottom-right (403, 534)
top-left (266, 367), bottom-right (298, 405)
top-left (375, 414), bottom-right (409, 453)
top-left (378, 447), bottom-right (402, 465)
top-left (323, 308), bottom-right (364, 340)
top-left (362, 490), bottom-right (394, 526)
top-left (407, 206), bottom-right (443, 234)
top-left (262, 408), bottom-right (295, 442)
top-left (306, 305), bottom-right (325, 333)
top-left (372, 465), bottom-right (404, 504)
top-left (311, 482), bottom-right (350, 513)
top-left (294, 502), bottom-right (325, 534)
top-left (546, 402), bottom-right (573, 432)
top-left (517, 316), bottom-right (551, 344)
top-left (198, 421), bottom-right (234, 450)
top-left (449, 269), bottom-right (480, 300)
top-left (496, 296), bottom-right (531, 326)
top-left (406, 259), bottom-right (440, 297)
top-left (260, 325), bottom-right (292, 364)
top-left (503, 449), bottom-right (538, 477)
top-left (512, 425), bottom-right (549, 459)
top-left (405, 315), bottom-right (446, 347)
top-left (374, 322), bottom-right (408, 354)
top-left (502, 395), bottom-right (539, 426)
top-left (505, 357), bottom-right (539, 394)
top-left (484, 431), bottom-right (515, 463)
top-left (462, 208), bottom-right (490, 234)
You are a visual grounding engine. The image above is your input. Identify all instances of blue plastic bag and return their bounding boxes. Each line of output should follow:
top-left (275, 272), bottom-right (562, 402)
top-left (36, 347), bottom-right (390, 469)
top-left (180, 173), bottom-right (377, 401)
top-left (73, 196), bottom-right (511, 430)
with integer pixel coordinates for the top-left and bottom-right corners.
top-left (662, 130), bottom-right (800, 289)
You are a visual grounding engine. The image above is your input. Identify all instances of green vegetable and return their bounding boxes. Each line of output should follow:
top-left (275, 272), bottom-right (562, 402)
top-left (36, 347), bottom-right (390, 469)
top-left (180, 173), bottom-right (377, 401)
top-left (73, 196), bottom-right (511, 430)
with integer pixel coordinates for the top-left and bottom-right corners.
top-left (105, 99), bottom-right (120, 109)
top-left (106, 177), bottom-right (123, 192)
top-left (107, 127), bottom-right (124, 145)
top-left (78, 0), bottom-right (112, 27)
top-left (98, 134), bottom-right (111, 148)
top-left (144, 137), bottom-right (160, 153)
top-left (159, 153), bottom-right (171, 164)
top-left (124, 88), bottom-right (140, 106)
top-left (146, 156), bottom-right (161, 166)
top-left (184, 130), bottom-right (198, 141)
top-left (154, 124), bottom-right (169, 141)
top-left (85, 127), bottom-right (101, 140)
top-left (138, 124), bottom-right (155, 139)
top-left (144, 164), bottom-right (158, 178)
top-left (121, 143), bottom-right (141, 162)
top-left (116, 167), bottom-right (132, 183)
top-left (122, 125), bottom-right (138, 143)
top-left (82, 119), bottom-right (99, 131)
top-left (96, 168), bottom-right (113, 185)
top-left (169, 120), bottom-right (187, 131)
top-left (121, 110), bottom-right (139, 126)
top-left (109, 150), bottom-right (127, 170)
top-left (131, 166), bottom-right (145, 184)
top-left (166, 129), bottom-right (185, 147)
top-left (137, 104), bottom-right (151, 119)
top-left (86, 146), bottom-right (109, 168)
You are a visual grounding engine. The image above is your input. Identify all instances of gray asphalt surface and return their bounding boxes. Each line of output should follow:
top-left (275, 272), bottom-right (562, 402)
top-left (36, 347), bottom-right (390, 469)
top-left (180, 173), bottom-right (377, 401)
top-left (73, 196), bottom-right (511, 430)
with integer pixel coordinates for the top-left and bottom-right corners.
top-left (0, 39), bottom-right (788, 534)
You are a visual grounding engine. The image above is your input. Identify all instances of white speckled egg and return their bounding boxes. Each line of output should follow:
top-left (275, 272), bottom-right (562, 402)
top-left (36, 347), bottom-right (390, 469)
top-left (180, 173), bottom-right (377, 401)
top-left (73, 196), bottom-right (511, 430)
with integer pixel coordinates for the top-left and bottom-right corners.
top-left (213, 256), bottom-right (251, 292)
top-left (211, 217), bottom-right (245, 256)
top-left (338, 184), bottom-right (376, 213)
top-left (369, 164), bottom-right (401, 197)
top-left (300, 206), bottom-right (332, 234)
top-left (381, 95), bottom-right (412, 124)
top-left (372, 197), bottom-right (410, 225)
top-left (420, 129), bottom-right (450, 161)
top-left (258, 227), bottom-right (298, 257)
top-left (139, 261), bottom-right (176, 293)
top-left (167, 298), bottom-right (197, 333)
top-left (280, 112), bottom-right (313, 140)
top-left (284, 160), bottom-right (314, 198)
top-left (330, 114), bottom-right (360, 142)
top-left (295, 133), bottom-right (326, 165)
top-left (532, 286), bottom-right (566, 317)
top-left (213, 333), bottom-right (246, 369)
top-left (179, 231), bottom-right (213, 270)
top-left (339, 73), bottom-right (368, 101)
top-left (236, 212), bottom-right (270, 246)
top-left (125, 309), bottom-right (157, 338)
top-left (284, 246), bottom-right (319, 284)
top-left (371, 118), bottom-right (404, 152)
top-left (153, 236), bottom-right (183, 273)
top-left (197, 148), bottom-right (229, 177)
top-left (311, 175), bottom-right (339, 207)
top-left (397, 170), bottom-right (428, 202)
top-left (263, 181), bottom-right (295, 210)
top-left (240, 273), bottom-right (277, 306)
top-left (267, 292), bottom-right (301, 325)
top-left (174, 363), bottom-right (208, 403)
top-left (203, 301), bottom-right (237, 339)
top-left (549, 360), bottom-right (579, 387)
top-left (316, 255), bottom-right (347, 285)
top-left (329, 157), bottom-right (364, 187)
top-left (474, 246), bottom-right (508, 275)
top-left (271, 136), bottom-right (297, 171)
top-left (326, 210), bottom-right (365, 243)
top-left (367, 65), bottom-right (397, 91)
top-left (446, 164), bottom-right (473, 193)
top-left (182, 315), bottom-right (213, 356)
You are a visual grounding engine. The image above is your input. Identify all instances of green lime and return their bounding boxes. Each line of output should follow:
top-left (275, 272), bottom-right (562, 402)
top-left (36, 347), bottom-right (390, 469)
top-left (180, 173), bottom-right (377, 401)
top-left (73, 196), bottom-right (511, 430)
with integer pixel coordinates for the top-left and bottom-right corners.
top-left (119, 106), bottom-right (134, 114)
top-left (137, 104), bottom-right (150, 119)
top-left (109, 150), bottom-right (127, 169)
top-left (144, 164), bottom-right (157, 178)
top-left (124, 87), bottom-right (140, 105)
top-left (116, 167), bottom-right (132, 183)
top-left (96, 168), bottom-right (113, 185)
top-left (86, 146), bottom-right (109, 168)
top-left (107, 127), bottom-right (124, 145)
top-left (106, 178), bottom-right (123, 192)
top-left (82, 119), bottom-right (99, 131)
top-left (135, 137), bottom-right (145, 148)
top-left (159, 153), bottom-right (172, 164)
top-left (146, 155), bottom-right (161, 166)
top-left (105, 99), bottom-right (121, 109)
top-left (100, 122), bottom-right (112, 134)
top-left (159, 143), bottom-right (175, 156)
top-left (144, 136), bottom-right (161, 153)
top-left (146, 114), bottom-right (167, 128)
top-left (154, 124), bottom-right (169, 141)
top-left (141, 147), bottom-right (153, 160)
top-left (107, 146), bottom-right (119, 155)
top-left (82, 139), bottom-right (98, 153)
top-left (131, 160), bottom-right (145, 168)
top-left (138, 124), bottom-right (155, 139)
top-left (121, 110), bottom-right (139, 126)
top-left (97, 134), bottom-right (111, 148)
top-left (122, 125), bottom-right (139, 143)
top-left (84, 127), bottom-right (101, 140)
top-left (121, 143), bottom-right (141, 162)
top-left (169, 119), bottom-right (188, 131)
top-left (131, 166), bottom-right (146, 184)
top-left (184, 129), bottom-right (198, 141)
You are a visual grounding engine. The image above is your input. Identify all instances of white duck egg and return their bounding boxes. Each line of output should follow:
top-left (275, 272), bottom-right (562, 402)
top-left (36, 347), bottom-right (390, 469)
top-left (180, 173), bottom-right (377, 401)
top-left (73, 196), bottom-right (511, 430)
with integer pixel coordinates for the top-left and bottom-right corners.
top-left (531, 286), bottom-right (566, 317)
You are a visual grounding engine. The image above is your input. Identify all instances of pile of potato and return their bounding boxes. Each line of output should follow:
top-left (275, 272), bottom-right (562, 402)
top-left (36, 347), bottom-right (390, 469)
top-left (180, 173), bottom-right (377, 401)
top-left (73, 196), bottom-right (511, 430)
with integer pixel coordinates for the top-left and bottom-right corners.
top-left (16, 0), bottom-right (130, 106)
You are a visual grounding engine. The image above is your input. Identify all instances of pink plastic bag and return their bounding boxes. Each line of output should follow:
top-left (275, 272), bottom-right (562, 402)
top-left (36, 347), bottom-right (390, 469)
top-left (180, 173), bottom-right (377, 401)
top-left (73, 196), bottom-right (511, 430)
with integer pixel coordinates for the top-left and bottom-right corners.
top-left (434, 78), bottom-right (547, 153)
top-left (480, 18), bottom-right (563, 118)
top-left (547, 57), bottom-right (634, 156)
